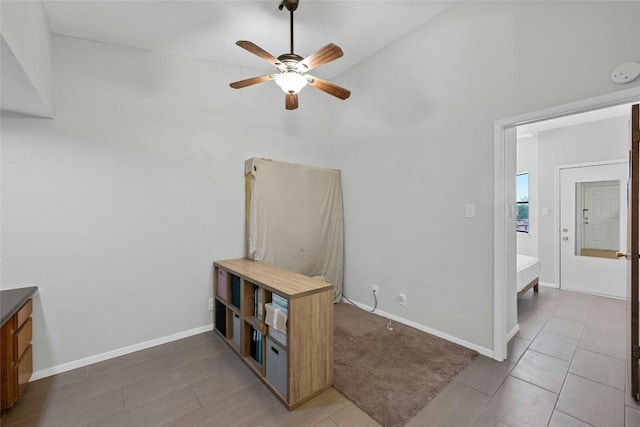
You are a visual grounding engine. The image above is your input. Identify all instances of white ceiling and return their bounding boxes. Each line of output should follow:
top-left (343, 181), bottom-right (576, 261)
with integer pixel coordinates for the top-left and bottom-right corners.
top-left (41, 0), bottom-right (456, 78)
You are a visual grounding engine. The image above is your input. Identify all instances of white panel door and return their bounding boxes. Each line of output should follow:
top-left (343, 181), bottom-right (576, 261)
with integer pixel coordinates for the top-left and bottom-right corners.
top-left (582, 182), bottom-right (620, 251)
top-left (559, 162), bottom-right (627, 297)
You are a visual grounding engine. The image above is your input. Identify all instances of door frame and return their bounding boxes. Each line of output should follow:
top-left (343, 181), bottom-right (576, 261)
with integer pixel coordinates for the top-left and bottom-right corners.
top-left (556, 160), bottom-right (627, 295)
top-left (629, 103), bottom-right (639, 400)
top-left (493, 87), bottom-right (640, 361)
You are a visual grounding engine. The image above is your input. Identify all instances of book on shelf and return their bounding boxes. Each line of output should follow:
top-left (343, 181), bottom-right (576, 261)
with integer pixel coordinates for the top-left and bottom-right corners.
top-left (250, 328), bottom-right (263, 364)
top-left (253, 286), bottom-right (258, 318)
top-left (250, 329), bottom-right (256, 359)
top-left (271, 293), bottom-right (288, 312)
top-left (252, 286), bottom-right (264, 319)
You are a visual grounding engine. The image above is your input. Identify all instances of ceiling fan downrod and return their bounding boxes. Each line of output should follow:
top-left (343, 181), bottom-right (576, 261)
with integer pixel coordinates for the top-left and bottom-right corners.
top-left (279, 0), bottom-right (298, 54)
top-left (289, 9), bottom-right (294, 54)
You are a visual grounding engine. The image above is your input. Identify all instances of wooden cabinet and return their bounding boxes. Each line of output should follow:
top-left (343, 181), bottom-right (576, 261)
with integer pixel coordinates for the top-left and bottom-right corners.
top-left (213, 258), bottom-right (334, 410)
top-left (1, 299), bottom-right (34, 410)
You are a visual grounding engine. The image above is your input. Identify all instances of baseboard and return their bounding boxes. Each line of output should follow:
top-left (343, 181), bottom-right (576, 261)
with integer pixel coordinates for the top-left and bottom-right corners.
top-left (540, 281), bottom-right (558, 289)
top-left (31, 324), bottom-right (214, 381)
top-left (560, 286), bottom-right (627, 300)
top-left (507, 324), bottom-right (520, 341)
top-left (341, 298), bottom-right (494, 358)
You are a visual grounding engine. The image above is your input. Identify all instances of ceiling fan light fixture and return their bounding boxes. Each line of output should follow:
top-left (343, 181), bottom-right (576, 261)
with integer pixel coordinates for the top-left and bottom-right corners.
top-left (229, 1), bottom-right (349, 109)
top-left (275, 71), bottom-right (308, 94)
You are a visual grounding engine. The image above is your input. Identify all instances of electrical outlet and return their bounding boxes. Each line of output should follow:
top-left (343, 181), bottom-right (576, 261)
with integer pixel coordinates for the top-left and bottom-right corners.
top-left (398, 293), bottom-right (407, 306)
top-left (208, 298), bottom-right (214, 311)
top-left (372, 285), bottom-right (379, 296)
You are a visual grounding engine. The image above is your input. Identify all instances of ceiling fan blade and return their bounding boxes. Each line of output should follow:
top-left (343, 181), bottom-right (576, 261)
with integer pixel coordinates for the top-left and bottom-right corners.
top-left (300, 43), bottom-right (343, 71)
top-left (236, 41), bottom-right (280, 66)
top-left (307, 76), bottom-right (350, 100)
top-left (229, 74), bottom-right (276, 89)
top-left (285, 93), bottom-right (299, 110)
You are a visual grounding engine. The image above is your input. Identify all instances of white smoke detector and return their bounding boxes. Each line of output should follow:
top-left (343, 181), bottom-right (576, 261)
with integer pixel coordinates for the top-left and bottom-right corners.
top-left (611, 62), bottom-right (640, 84)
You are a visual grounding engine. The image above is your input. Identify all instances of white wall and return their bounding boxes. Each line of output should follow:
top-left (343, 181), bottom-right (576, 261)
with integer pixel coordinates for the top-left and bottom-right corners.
top-left (517, 136), bottom-right (539, 257)
top-left (0, 1), bottom-right (54, 117)
top-left (536, 115), bottom-right (630, 286)
top-left (1, 35), bottom-right (334, 375)
top-left (2, 1), bottom-right (639, 372)
top-left (328, 1), bottom-right (640, 352)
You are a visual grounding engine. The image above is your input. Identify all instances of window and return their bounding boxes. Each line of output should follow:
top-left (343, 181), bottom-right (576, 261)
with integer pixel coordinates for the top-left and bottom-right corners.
top-left (516, 172), bottom-right (529, 233)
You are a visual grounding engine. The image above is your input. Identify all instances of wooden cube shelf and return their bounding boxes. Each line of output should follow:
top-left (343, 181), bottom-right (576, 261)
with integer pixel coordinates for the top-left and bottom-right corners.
top-left (213, 258), bottom-right (334, 409)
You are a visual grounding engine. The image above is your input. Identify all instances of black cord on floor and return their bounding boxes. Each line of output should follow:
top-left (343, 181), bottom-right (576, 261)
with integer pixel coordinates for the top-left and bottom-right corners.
top-left (341, 291), bottom-right (393, 331)
top-left (342, 291), bottom-right (377, 313)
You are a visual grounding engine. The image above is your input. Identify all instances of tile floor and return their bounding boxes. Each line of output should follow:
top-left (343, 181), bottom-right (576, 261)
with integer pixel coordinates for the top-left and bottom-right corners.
top-left (0, 329), bottom-right (379, 427)
top-left (407, 286), bottom-right (638, 426)
top-left (1, 287), bottom-right (637, 426)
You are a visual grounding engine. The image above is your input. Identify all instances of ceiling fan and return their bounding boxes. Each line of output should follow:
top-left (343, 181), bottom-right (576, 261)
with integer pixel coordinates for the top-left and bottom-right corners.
top-left (229, 0), bottom-right (350, 110)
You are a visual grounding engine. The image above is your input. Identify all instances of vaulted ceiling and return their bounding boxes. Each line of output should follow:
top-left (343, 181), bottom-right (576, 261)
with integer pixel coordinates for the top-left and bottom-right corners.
top-left (2, 1), bottom-right (458, 117)
top-left (42, 1), bottom-right (455, 78)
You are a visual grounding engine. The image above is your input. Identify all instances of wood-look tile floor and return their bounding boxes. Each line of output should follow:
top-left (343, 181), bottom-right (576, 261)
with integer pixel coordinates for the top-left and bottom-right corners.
top-left (1, 287), bottom-right (637, 426)
top-left (0, 330), bottom-right (380, 427)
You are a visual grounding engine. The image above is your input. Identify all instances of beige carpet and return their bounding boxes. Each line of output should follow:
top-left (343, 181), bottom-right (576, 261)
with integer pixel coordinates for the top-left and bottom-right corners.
top-left (333, 303), bottom-right (478, 427)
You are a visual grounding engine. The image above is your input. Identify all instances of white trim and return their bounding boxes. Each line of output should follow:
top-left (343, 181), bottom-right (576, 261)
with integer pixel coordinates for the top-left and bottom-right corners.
top-left (493, 122), bottom-right (510, 361)
top-left (342, 298), bottom-right (494, 358)
top-left (494, 89), bottom-right (640, 131)
top-left (559, 286), bottom-right (628, 301)
top-left (493, 87), bottom-right (640, 362)
top-left (540, 281), bottom-right (558, 289)
top-left (507, 324), bottom-right (520, 342)
top-left (555, 159), bottom-right (628, 170)
top-left (30, 324), bottom-right (213, 381)
top-left (554, 159), bottom-right (627, 291)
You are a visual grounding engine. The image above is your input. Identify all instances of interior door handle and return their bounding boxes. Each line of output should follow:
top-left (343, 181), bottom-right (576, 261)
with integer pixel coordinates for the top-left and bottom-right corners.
top-left (562, 236), bottom-right (569, 241)
top-left (616, 251), bottom-right (630, 259)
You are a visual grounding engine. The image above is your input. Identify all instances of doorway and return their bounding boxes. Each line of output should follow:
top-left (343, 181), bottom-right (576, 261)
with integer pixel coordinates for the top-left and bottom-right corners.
top-left (493, 87), bottom-right (639, 362)
top-left (514, 114), bottom-right (629, 321)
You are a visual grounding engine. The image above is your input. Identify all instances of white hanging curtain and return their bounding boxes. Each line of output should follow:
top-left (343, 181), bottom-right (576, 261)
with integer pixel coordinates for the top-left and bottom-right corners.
top-left (245, 158), bottom-right (344, 302)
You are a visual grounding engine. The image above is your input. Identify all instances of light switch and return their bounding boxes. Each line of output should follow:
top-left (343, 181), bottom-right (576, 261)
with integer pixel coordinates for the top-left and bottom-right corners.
top-left (542, 208), bottom-right (550, 216)
top-left (465, 203), bottom-right (476, 218)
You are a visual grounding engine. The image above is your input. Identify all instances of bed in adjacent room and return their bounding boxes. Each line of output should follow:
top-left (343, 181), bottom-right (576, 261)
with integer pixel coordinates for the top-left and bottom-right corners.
top-left (517, 254), bottom-right (540, 297)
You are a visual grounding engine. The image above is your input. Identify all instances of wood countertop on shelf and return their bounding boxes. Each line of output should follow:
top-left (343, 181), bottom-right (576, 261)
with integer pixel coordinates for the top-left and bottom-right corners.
top-left (214, 259), bottom-right (333, 299)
